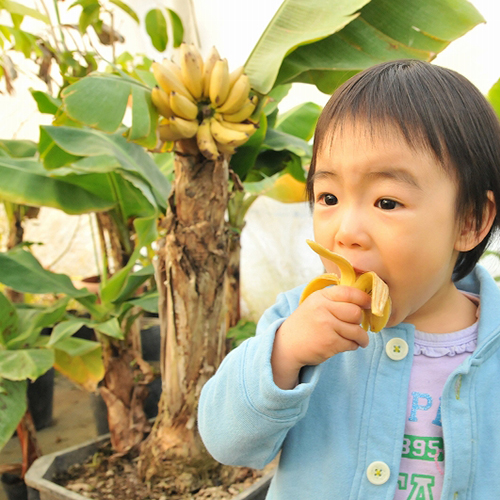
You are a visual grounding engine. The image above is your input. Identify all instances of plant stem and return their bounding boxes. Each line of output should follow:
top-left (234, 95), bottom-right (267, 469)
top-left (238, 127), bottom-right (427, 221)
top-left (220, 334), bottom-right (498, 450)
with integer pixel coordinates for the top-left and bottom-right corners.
top-left (52, 0), bottom-right (68, 51)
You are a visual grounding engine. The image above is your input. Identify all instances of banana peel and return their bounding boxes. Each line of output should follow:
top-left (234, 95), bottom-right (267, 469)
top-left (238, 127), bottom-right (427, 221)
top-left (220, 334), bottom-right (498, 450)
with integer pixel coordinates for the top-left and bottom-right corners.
top-left (300, 240), bottom-right (391, 332)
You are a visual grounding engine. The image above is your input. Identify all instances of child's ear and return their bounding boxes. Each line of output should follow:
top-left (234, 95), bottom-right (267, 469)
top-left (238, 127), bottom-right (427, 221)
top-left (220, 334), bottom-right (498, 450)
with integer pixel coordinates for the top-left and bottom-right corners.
top-left (455, 191), bottom-right (497, 252)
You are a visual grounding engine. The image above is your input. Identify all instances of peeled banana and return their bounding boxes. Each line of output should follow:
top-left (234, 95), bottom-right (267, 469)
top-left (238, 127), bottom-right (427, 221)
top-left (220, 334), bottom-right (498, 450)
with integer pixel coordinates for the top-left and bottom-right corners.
top-left (150, 45), bottom-right (258, 158)
top-left (300, 240), bottom-right (391, 332)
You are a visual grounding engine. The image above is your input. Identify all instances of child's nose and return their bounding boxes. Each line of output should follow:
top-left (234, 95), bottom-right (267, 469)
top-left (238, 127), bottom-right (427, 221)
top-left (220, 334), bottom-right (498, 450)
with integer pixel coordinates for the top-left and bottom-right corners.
top-left (335, 207), bottom-right (369, 249)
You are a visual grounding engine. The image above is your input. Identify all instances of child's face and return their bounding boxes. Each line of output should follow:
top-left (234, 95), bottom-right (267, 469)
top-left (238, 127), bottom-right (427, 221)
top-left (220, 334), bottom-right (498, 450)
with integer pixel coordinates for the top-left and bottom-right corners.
top-left (312, 123), bottom-right (468, 330)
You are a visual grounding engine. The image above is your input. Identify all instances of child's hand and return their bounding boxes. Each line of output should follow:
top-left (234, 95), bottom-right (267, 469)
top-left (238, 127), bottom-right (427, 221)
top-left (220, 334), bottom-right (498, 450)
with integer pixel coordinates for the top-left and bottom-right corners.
top-left (271, 286), bottom-right (372, 389)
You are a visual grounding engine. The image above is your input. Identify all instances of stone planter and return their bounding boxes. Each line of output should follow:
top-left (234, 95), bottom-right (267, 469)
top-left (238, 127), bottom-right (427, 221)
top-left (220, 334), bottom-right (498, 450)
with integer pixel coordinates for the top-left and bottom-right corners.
top-left (24, 436), bottom-right (273, 500)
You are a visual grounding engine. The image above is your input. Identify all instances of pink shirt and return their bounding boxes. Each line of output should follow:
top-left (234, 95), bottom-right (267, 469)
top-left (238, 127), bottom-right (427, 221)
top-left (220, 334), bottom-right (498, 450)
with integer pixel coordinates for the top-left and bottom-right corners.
top-left (394, 312), bottom-right (478, 500)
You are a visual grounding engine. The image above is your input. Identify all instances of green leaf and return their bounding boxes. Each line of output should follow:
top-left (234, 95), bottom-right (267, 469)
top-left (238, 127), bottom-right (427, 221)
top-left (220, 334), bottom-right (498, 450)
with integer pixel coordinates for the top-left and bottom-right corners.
top-left (109, 0), bottom-right (139, 23)
top-left (61, 73), bottom-right (131, 133)
top-left (50, 337), bottom-right (100, 357)
top-left (263, 84), bottom-right (292, 116)
top-left (32, 298), bottom-right (70, 330)
top-left (128, 82), bottom-right (159, 148)
top-left (0, 248), bottom-right (97, 299)
top-left (230, 113), bottom-right (268, 181)
top-left (54, 345), bottom-right (103, 391)
top-left (100, 217), bottom-right (157, 304)
top-left (1, 0), bottom-right (49, 22)
top-left (0, 349), bottom-right (54, 381)
top-left (275, 0), bottom-right (485, 93)
top-left (276, 102), bottom-right (322, 141)
top-left (11, 27), bottom-right (37, 58)
top-left (39, 126), bottom-right (83, 170)
top-left (227, 319), bottom-right (257, 348)
top-left (487, 78), bottom-right (500, 119)
top-left (245, 0), bottom-right (370, 93)
top-left (145, 9), bottom-right (168, 52)
top-left (246, 0), bottom-right (484, 95)
top-left (30, 89), bottom-right (62, 114)
top-left (0, 156), bottom-right (115, 213)
top-left (41, 126), bottom-right (169, 210)
top-left (78, 1), bottom-right (100, 34)
top-left (112, 264), bottom-right (154, 304)
top-left (47, 318), bottom-right (86, 346)
top-left (263, 128), bottom-right (312, 158)
top-left (0, 378), bottom-right (27, 452)
top-left (168, 9), bottom-right (183, 48)
top-left (93, 317), bottom-right (123, 340)
top-left (0, 139), bottom-right (37, 158)
top-left (0, 292), bottom-right (18, 348)
top-left (127, 290), bottom-right (159, 314)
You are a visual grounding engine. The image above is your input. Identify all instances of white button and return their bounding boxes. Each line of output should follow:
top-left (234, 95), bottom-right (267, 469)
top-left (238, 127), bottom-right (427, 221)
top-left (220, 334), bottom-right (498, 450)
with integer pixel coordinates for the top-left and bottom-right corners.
top-left (366, 461), bottom-right (391, 485)
top-left (385, 338), bottom-right (409, 361)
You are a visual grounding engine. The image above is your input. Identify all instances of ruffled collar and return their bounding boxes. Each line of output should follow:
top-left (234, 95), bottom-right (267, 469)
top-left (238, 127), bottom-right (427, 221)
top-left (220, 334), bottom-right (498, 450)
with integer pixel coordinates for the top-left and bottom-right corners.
top-left (413, 292), bottom-right (479, 357)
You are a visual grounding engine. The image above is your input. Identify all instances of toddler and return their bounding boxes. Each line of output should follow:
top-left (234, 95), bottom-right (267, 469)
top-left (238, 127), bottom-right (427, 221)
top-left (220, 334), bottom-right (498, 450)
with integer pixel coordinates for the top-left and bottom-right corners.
top-left (198, 59), bottom-right (500, 499)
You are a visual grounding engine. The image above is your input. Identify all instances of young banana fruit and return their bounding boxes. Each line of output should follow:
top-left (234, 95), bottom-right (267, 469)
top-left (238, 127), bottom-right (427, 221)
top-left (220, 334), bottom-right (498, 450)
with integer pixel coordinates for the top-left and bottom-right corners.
top-left (300, 240), bottom-right (391, 332)
top-left (150, 44), bottom-right (258, 159)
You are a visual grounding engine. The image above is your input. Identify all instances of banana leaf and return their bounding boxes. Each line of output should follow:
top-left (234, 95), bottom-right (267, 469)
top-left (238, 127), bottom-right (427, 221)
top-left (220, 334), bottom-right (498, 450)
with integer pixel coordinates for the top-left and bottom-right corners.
top-left (0, 157), bottom-right (115, 213)
top-left (0, 292), bottom-right (18, 347)
top-left (0, 139), bottom-right (38, 158)
top-left (0, 350), bottom-right (55, 381)
top-left (0, 378), bottom-right (27, 451)
top-left (61, 72), bottom-right (158, 148)
top-left (0, 248), bottom-right (100, 316)
top-left (488, 78), bottom-right (500, 119)
top-left (41, 126), bottom-right (169, 212)
top-left (275, 102), bottom-right (322, 141)
top-left (54, 346), bottom-right (103, 392)
top-left (245, 0), bottom-right (484, 94)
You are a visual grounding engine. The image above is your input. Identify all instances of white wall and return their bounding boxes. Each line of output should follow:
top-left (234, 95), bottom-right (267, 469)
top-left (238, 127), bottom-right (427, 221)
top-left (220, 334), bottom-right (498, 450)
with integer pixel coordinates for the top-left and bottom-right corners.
top-left (1, 0), bottom-right (500, 319)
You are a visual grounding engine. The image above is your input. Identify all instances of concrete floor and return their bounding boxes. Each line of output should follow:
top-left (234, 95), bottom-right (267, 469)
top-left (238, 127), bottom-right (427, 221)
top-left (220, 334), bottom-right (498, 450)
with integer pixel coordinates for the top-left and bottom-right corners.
top-left (0, 375), bottom-right (98, 500)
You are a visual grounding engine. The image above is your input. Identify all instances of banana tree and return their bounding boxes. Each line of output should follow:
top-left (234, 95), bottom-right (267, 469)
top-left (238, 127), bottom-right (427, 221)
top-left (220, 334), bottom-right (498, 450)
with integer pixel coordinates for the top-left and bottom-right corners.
top-left (0, 119), bottom-right (171, 454)
top-left (27, 0), bottom-right (484, 489)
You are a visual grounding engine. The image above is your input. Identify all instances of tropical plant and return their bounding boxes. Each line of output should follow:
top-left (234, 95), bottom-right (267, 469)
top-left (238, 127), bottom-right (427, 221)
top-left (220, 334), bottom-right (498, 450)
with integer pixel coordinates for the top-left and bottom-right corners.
top-left (0, 288), bottom-right (103, 479)
top-left (0, 0), bottom-right (174, 458)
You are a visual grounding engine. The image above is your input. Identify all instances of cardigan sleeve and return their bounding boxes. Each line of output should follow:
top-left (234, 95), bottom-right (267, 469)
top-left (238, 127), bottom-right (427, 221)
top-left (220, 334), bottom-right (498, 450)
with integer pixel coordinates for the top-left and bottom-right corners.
top-left (197, 287), bottom-right (323, 469)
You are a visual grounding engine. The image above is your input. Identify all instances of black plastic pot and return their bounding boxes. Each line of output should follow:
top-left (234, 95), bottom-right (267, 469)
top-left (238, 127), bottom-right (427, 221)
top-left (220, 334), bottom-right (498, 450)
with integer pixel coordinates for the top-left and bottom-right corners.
top-left (140, 318), bottom-right (161, 362)
top-left (24, 436), bottom-right (273, 500)
top-left (1, 472), bottom-right (28, 500)
top-left (27, 368), bottom-right (54, 431)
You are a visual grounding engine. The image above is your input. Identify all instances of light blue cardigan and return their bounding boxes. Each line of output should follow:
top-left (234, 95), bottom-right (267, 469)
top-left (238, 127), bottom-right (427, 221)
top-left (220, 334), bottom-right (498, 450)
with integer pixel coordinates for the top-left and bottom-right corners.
top-left (198, 265), bottom-right (500, 499)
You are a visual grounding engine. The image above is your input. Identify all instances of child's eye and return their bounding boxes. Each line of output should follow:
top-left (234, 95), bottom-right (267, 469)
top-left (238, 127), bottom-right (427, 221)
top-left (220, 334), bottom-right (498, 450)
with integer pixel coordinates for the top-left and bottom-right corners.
top-left (376, 198), bottom-right (400, 210)
top-left (319, 193), bottom-right (338, 206)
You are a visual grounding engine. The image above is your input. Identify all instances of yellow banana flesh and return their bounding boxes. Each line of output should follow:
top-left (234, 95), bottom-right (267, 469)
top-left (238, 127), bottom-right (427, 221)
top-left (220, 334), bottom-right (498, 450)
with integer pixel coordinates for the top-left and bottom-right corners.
top-left (300, 239), bottom-right (391, 332)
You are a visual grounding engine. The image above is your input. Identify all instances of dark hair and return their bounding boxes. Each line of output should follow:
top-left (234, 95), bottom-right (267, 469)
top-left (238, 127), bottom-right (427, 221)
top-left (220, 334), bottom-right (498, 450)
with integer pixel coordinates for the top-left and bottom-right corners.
top-left (307, 59), bottom-right (500, 280)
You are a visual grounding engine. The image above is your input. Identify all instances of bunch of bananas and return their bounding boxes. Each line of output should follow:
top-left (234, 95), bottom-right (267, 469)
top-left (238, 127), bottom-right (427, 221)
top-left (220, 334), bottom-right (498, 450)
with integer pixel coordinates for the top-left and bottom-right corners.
top-left (300, 240), bottom-right (391, 332)
top-left (151, 43), bottom-right (259, 160)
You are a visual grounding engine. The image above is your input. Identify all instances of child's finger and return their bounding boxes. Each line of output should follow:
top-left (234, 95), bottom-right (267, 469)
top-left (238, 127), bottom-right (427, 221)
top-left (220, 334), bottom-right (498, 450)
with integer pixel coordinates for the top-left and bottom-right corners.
top-left (336, 322), bottom-right (370, 349)
top-left (321, 284), bottom-right (372, 310)
top-left (325, 300), bottom-right (365, 326)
